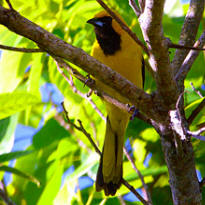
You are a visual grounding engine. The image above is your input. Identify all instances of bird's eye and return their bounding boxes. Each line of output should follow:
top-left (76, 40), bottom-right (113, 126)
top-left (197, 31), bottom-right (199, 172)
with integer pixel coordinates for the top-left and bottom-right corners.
top-left (94, 21), bottom-right (105, 27)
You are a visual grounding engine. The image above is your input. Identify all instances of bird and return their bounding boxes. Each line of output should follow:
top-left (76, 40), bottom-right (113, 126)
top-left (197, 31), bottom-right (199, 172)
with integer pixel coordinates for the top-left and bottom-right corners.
top-left (87, 10), bottom-right (144, 196)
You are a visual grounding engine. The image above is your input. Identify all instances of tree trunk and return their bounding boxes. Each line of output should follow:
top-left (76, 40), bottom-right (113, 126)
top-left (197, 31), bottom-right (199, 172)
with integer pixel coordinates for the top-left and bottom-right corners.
top-left (161, 130), bottom-right (202, 205)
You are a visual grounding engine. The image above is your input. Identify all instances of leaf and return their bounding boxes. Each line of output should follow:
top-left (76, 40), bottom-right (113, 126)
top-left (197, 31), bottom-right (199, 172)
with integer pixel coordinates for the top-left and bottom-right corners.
top-left (0, 115), bottom-right (18, 154)
top-left (66, 154), bottom-right (98, 183)
top-left (125, 165), bottom-right (168, 181)
top-left (28, 53), bottom-right (43, 98)
top-left (0, 91), bottom-right (40, 120)
top-left (164, 0), bottom-right (184, 16)
top-left (48, 138), bottom-right (78, 162)
top-left (37, 161), bottom-right (63, 205)
top-left (32, 118), bottom-right (70, 149)
top-left (185, 97), bottom-right (205, 118)
top-left (0, 51), bottom-right (32, 93)
top-left (0, 150), bottom-right (33, 163)
top-left (0, 165), bottom-right (40, 186)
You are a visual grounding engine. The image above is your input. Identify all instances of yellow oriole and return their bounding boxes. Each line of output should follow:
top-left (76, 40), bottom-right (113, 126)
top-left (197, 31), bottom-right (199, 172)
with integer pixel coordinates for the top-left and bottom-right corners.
top-left (87, 10), bottom-right (144, 196)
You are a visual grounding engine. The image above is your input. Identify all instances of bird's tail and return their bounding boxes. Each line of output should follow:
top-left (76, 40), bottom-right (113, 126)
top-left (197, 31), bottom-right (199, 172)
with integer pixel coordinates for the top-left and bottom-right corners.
top-left (96, 113), bottom-right (128, 196)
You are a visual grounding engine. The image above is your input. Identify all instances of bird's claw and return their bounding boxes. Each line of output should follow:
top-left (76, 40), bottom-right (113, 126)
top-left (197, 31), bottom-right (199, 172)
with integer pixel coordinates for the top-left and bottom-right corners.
top-left (128, 105), bottom-right (139, 120)
top-left (84, 75), bottom-right (94, 87)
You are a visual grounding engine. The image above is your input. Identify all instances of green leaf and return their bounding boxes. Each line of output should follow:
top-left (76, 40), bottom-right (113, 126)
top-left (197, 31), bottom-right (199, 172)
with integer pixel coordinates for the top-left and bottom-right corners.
top-left (0, 115), bottom-right (18, 154)
top-left (0, 165), bottom-right (40, 186)
top-left (125, 165), bottom-right (168, 181)
top-left (28, 53), bottom-right (43, 97)
top-left (66, 154), bottom-right (98, 183)
top-left (32, 118), bottom-right (70, 149)
top-left (0, 150), bottom-right (33, 163)
top-left (0, 91), bottom-right (40, 120)
top-left (185, 97), bottom-right (205, 119)
top-left (37, 161), bottom-right (63, 205)
top-left (0, 51), bottom-right (32, 93)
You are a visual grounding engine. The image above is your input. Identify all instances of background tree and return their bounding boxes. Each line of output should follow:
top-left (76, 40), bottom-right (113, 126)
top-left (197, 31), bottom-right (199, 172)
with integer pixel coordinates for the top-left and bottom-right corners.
top-left (0, 0), bottom-right (204, 205)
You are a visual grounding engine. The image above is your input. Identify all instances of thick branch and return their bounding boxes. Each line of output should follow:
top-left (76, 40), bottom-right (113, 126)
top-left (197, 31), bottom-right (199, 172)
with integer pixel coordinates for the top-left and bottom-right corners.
top-left (139, 0), bottom-right (178, 107)
top-left (54, 57), bottom-right (152, 125)
top-left (172, 0), bottom-right (205, 73)
top-left (0, 6), bottom-right (158, 120)
top-left (161, 134), bottom-right (201, 205)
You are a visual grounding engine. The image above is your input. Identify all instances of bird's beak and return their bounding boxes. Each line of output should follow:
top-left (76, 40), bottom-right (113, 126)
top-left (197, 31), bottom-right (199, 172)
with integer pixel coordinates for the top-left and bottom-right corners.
top-left (87, 18), bottom-right (104, 28)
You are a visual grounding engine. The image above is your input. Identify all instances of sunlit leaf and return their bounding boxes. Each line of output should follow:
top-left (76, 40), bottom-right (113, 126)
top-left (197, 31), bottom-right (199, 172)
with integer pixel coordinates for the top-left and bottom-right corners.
top-left (0, 92), bottom-right (40, 120)
top-left (0, 115), bottom-right (18, 154)
top-left (0, 51), bottom-right (32, 93)
top-left (37, 161), bottom-right (63, 205)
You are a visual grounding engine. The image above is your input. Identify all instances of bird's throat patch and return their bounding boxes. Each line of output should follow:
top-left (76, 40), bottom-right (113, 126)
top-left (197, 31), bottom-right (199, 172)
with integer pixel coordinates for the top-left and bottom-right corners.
top-left (95, 25), bottom-right (121, 55)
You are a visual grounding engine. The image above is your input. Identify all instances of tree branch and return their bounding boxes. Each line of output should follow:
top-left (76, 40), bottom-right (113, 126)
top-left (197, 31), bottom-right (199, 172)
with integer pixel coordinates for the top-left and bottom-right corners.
top-left (175, 30), bottom-right (205, 83)
top-left (139, 0), bottom-right (178, 107)
top-left (62, 103), bottom-right (150, 205)
top-left (55, 59), bottom-right (106, 121)
top-left (0, 6), bottom-right (157, 121)
top-left (124, 147), bottom-right (153, 204)
top-left (62, 102), bottom-right (101, 155)
top-left (5, 0), bottom-right (14, 10)
top-left (0, 180), bottom-right (15, 205)
top-left (172, 0), bottom-right (205, 73)
top-left (54, 57), bottom-right (153, 126)
top-left (121, 179), bottom-right (151, 205)
top-left (129, 0), bottom-right (141, 17)
top-left (190, 82), bottom-right (203, 98)
top-left (0, 44), bottom-right (43, 52)
top-left (138, 0), bottom-right (146, 13)
top-left (168, 42), bottom-right (205, 51)
top-left (187, 98), bottom-right (205, 125)
top-left (187, 127), bottom-right (205, 137)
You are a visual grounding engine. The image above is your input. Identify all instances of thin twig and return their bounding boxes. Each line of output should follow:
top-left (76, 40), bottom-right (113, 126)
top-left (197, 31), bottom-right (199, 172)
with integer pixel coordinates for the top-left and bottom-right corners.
top-left (62, 102), bottom-right (101, 155)
top-left (121, 179), bottom-right (151, 205)
top-left (5, 0), bottom-right (14, 10)
top-left (96, 0), bottom-right (149, 55)
top-left (129, 0), bottom-right (141, 17)
top-left (187, 127), bottom-right (205, 141)
top-left (0, 44), bottom-right (43, 53)
top-left (138, 0), bottom-right (145, 13)
top-left (62, 102), bottom-right (149, 204)
top-left (55, 59), bottom-right (106, 121)
top-left (190, 82), bottom-right (203, 98)
top-left (124, 147), bottom-right (152, 204)
top-left (187, 98), bottom-right (205, 125)
top-left (169, 43), bottom-right (205, 51)
top-left (0, 180), bottom-right (15, 205)
top-left (117, 196), bottom-right (126, 205)
top-left (187, 127), bottom-right (205, 136)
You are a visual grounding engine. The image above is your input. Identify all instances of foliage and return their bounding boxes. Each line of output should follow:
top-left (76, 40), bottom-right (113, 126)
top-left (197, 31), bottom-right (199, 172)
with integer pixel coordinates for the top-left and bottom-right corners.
top-left (0, 0), bottom-right (204, 204)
